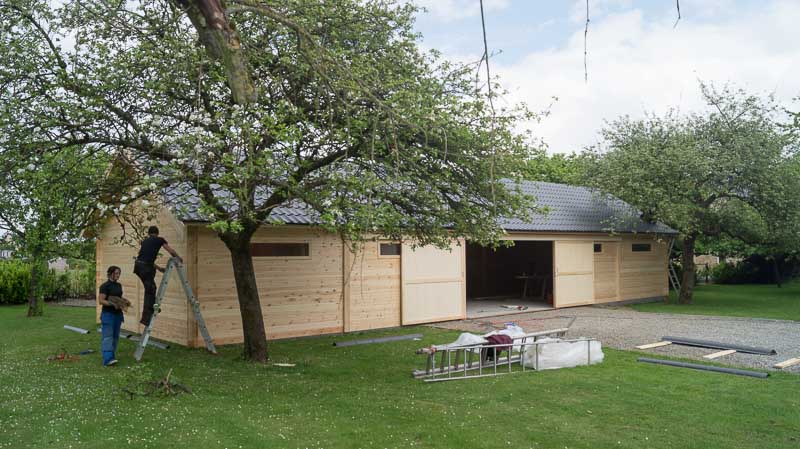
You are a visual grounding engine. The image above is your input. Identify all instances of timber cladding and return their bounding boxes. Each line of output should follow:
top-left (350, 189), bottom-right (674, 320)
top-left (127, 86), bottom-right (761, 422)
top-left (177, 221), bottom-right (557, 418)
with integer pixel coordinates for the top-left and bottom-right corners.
top-left (96, 203), bottom-right (671, 348)
top-left (593, 241), bottom-right (619, 302)
top-left (96, 205), bottom-right (190, 346)
top-left (344, 240), bottom-right (401, 332)
top-left (618, 235), bottom-right (669, 300)
top-left (194, 226), bottom-right (345, 344)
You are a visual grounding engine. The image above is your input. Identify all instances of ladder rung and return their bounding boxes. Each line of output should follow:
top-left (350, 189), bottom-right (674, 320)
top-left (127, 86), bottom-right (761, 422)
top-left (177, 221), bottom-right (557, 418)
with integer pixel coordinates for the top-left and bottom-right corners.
top-left (134, 257), bottom-right (217, 360)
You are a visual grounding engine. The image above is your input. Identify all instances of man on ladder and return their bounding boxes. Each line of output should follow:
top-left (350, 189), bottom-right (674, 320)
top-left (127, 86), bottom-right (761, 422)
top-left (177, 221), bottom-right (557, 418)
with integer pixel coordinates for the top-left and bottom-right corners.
top-left (133, 255), bottom-right (217, 361)
top-left (134, 226), bottom-right (182, 326)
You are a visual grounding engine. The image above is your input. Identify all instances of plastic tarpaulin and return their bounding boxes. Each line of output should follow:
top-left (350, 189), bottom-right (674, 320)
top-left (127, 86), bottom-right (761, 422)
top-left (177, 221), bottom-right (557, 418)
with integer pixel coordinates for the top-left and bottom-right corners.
top-left (433, 332), bottom-right (488, 350)
top-left (522, 338), bottom-right (604, 370)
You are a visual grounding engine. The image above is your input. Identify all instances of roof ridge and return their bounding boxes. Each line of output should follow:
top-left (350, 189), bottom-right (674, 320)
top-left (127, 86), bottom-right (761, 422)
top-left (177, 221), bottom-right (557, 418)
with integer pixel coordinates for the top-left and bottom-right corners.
top-left (164, 180), bottom-right (677, 234)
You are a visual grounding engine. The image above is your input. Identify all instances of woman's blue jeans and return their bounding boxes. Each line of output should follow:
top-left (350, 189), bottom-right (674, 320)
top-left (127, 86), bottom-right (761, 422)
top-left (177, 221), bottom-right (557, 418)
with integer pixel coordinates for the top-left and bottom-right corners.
top-left (100, 310), bottom-right (124, 365)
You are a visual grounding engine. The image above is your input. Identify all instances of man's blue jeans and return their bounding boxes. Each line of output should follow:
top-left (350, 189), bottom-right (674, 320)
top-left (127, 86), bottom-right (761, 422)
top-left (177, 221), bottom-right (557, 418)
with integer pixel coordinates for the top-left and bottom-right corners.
top-left (100, 310), bottom-right (124, 365)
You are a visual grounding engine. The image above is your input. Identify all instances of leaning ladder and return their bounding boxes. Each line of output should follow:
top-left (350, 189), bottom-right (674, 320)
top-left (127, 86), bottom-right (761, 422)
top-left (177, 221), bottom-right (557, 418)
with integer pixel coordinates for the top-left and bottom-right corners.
top-left (134, 257), bottom-right (217, 361)
top-left (667, 238), bottom-right (682, 293)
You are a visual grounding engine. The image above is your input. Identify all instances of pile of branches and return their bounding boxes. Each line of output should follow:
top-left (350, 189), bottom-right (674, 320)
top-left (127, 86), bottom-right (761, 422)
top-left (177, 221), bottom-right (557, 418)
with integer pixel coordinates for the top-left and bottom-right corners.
top-left (122, 369), bottom-right (192, 399)
top-left (46, 348), bottom-right (80, 362)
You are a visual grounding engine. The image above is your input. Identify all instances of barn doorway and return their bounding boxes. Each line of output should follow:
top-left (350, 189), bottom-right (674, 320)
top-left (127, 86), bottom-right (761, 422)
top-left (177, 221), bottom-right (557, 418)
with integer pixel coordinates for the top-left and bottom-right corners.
top-left (465, 240), bottom-right (554, 318)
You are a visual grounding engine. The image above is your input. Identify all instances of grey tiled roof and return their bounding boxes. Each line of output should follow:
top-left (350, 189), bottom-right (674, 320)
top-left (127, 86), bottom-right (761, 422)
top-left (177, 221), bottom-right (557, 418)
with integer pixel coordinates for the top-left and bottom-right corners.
top-left (498, 180), bottom-right (676, 234)
top-left (163, 180), bottom-right (676, 235)
top-left (163, 184), bottom-right (320, 225)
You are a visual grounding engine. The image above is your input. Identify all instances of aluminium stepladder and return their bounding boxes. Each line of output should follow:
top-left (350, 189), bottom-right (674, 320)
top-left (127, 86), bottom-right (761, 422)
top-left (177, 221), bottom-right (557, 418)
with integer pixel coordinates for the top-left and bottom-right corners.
top-left (133, 257), bottom-right (217, 361)
top-left (666, 238), bottom-right (682, 293)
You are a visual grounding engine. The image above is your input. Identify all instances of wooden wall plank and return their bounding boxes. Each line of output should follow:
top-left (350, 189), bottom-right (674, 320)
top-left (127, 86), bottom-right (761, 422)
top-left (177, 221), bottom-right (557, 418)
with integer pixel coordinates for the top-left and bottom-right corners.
top-left (196, 226), bottom-right (344, 342)
top-left (593, 242), bottom-right (619, 303)
top-left (618, 235), bottom-right (669, 300)
top-left (343, 239), bottom-right (401, 332)
top-left (95, 203), bottom-right (189, 345)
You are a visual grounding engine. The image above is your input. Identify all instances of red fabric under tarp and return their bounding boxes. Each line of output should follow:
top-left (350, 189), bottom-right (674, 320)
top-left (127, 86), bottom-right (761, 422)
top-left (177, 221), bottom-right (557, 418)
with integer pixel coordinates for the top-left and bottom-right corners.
top-left (484, 334), bottom-right (513, 360)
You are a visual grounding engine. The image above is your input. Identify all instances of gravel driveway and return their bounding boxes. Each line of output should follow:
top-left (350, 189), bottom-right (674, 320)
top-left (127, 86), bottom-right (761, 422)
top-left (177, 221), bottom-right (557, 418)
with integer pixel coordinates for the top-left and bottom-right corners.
top-left (431, 305), bottom-right (800, 373)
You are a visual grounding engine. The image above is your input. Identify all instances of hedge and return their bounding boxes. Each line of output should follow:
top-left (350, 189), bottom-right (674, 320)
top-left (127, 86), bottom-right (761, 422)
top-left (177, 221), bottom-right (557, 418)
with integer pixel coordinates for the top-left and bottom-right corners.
top-left (0, 260), bottom-right (31, 305)
top-left (0, 261), bottom-right (96, 305)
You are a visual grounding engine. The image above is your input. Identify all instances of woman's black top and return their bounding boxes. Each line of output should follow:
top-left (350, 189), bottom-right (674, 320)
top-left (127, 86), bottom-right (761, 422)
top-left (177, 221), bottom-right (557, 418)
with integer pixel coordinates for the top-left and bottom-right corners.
top-left (99, 280), bottom-right (123, 315)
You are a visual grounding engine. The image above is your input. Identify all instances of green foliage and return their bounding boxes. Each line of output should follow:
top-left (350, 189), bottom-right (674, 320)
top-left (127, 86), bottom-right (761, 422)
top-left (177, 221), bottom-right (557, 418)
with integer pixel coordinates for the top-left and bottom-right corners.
top-left (711, 262), bottom-right (761, 285)
top-left (0, 142), bottom-right (107, 314)
top-left (0, 261), bottom-right (94, 305)
top-left (38, 269), bottom-right (66, 302)
top-left (586, 83), bottom-right (800, 301)
top-left (588, 83), bottom-right (794, 238)
top-left (0, 260), bottom-right (30, 305)
top-left (521, 150), bottom-right (589, 185)
top-left (696, 235), bottom-right (758, 261)
top-left (0, 0), bottom-right (535, 250)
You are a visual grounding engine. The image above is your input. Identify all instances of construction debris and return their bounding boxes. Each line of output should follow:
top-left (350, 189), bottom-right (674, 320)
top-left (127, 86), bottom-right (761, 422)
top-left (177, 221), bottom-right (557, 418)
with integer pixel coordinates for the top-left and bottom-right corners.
top-left (334, 333), bottom-right (423, 347)
top-left (638, 357), bottom-right (768, 379)
top-left (661, 336), bottom-right (777, 355)
top-left (413, 326), bottom-right (593, 382)
top-left (121, 369), bottom-right (192, 399)
top-left (501, 305), bottom-right (528, 311)
top-left (64, 325), bottom-right (90, 334)
top-left (773, 358), bottom-right (800, 369)
top-left (47, 348), bottom-right (80, 362)
top-left (522, 337), bottom-right (603, 370)
top-left (703, 349), bottom-right (737, 360)
top-left (635, 341), bottom-right (672, 350)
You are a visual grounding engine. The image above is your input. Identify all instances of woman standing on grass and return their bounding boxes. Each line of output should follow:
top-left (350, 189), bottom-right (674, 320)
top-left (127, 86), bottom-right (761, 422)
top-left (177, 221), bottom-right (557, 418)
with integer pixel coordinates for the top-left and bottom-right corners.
top-left (97, 266), bottom-right (124, 366)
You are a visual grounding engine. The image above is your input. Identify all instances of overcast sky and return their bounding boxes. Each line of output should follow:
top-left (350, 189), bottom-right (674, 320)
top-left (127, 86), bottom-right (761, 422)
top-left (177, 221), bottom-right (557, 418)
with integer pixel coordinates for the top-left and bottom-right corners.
top-left (411, 0), bottom-right (800, 153)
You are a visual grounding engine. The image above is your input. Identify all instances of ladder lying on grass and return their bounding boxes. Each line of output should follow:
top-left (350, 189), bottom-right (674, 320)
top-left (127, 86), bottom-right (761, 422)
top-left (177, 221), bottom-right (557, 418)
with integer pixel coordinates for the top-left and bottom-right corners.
top-left (413, 328), bottom-right (575, 382)
top-left (134, 257), bottom-right (217, 361)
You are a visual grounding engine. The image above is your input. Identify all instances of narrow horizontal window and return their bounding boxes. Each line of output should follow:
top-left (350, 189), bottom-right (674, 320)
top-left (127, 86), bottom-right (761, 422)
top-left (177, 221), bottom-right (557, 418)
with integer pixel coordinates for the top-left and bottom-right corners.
top-left (593, 243), bottom-right (603, 253)
top-left (379, 243), bottom-right (401, 256)
top-left (251, 243), bottom-right (309, 257)
top-left (632, 243), bottom-right (652, 252)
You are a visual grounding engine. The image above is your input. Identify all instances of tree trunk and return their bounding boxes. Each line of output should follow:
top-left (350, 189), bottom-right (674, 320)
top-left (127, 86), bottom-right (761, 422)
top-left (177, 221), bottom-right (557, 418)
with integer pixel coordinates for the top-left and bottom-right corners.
top-left (222, 230), bottom-right (268, 362)
top-left (27, 254), bottom-right (45, 317)
top-left (179, 0), bottom-right (258, 105)
top-left (678, 235), bottom-right (696, 305)
top-left (771, 256), bottom-right (782, 288)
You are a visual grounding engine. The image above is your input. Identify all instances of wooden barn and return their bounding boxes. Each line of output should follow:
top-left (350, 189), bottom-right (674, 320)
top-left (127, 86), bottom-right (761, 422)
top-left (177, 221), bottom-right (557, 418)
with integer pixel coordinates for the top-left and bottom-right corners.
top-left (95, 181), bottom-right (677, 348)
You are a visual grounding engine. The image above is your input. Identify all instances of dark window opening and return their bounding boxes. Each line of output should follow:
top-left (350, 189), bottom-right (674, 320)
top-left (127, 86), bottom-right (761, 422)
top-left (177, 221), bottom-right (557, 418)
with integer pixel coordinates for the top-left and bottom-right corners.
top-left (251, 242), bottom-right (309, 257)
top-left (380, 243), bottom-right (401, 256)
top-left (594, 243), bottom-right (603, 253)
top-left (632, 243), bottom-right (652, 252)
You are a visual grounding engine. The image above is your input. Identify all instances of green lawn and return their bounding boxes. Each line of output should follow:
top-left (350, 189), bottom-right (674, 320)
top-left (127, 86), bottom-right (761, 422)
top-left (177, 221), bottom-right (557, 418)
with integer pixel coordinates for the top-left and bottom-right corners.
top-left (631, 281), bottom-right (800, 321)
top-left (1, 305), bottom-right (798, 449)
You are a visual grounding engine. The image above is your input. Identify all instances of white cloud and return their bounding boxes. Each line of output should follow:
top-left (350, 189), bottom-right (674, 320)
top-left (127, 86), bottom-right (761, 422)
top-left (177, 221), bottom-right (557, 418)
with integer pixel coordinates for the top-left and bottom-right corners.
top-left (569, 0), bottom-right (634, 24)
top-left (413, 0), bottom-right (511, 23)
top-left (492, 0), bottom-right (800, 153)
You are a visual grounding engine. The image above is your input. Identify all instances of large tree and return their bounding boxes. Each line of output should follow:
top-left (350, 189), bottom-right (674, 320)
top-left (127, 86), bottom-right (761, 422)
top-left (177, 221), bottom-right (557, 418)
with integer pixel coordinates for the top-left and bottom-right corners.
top-left (586, 84), bottom-right (795, 304)
top-left (0, 0), bottom-right (533, 360)
top-left (0, 147), bottom-right (108, 316)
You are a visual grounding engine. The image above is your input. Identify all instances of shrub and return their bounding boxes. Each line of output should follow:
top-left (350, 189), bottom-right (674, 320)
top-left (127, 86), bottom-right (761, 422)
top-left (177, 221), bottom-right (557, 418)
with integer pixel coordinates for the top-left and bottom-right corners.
top-left (41, 269), bottom-right (69, 302)
top-left (712, 261), bottom-right (763, 284)
top-left (0, 262), bottom-right (96, 304)
top-left (0, 260), bottom-right (31, 305)
top-left (68, 265), bottom-right (96, 299)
